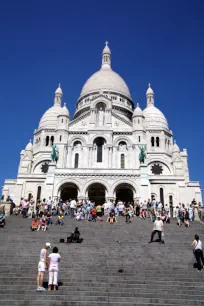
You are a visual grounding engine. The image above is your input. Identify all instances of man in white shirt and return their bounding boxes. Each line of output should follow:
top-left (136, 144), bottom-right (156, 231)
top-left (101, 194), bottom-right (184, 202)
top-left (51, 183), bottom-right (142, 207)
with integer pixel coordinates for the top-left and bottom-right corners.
top-left (70, 199), bottom-right (76, 217)
top-left (118, 201), bottom-right (124, 216)
top-left (149, 216), bottom-right (164, 243)
top-left (47, 197), bottom-right (53, 213)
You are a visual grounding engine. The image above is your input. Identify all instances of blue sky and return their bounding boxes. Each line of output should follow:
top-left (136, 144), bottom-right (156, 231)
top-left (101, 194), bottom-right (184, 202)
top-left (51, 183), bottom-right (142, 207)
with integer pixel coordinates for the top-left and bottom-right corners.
top-left (0, 0), bottom-right (204, 197)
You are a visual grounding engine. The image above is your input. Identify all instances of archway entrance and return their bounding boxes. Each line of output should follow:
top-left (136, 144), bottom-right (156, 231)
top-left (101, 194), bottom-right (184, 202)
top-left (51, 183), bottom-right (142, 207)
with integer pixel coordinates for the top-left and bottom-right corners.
top-left (88, 183), bottom-right (106, 205)
top-left (60, 183), bottom-right (78, 201)
top-left (115, 183), bottom-right (134, 204)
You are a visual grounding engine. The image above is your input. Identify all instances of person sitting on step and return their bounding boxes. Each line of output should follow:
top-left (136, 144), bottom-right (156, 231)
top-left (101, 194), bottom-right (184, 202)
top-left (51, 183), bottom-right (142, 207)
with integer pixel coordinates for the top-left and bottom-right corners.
top-left (31, 216), bottom-right (40, 231)
top-left (55, 213), bottom-right (64, 226)
top-left (40, 215), bottom-right (48, 231)
top-left (106, 209), bottom-right (117, 224)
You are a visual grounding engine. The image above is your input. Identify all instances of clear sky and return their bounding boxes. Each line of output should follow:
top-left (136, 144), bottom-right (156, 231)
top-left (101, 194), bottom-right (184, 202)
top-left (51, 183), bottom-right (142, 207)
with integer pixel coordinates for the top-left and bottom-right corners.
top-left (0, 0), bottom-right (204, 197)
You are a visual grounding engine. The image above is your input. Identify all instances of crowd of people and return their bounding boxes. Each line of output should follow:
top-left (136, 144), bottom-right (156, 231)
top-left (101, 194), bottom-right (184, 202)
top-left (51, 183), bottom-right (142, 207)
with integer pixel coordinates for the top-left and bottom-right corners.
top-left (9, 196), bottom-right (200, 231)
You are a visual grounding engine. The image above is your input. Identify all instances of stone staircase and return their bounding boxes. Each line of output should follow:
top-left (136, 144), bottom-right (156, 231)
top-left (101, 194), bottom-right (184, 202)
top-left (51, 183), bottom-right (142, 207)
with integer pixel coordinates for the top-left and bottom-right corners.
top-left (0, 215), bottom-right (204, 305)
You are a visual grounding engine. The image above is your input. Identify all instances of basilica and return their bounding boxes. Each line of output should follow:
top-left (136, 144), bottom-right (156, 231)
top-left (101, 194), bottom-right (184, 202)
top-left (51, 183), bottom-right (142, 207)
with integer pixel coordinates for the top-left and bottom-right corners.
top-left (2, 43), bottom-right (202, 205)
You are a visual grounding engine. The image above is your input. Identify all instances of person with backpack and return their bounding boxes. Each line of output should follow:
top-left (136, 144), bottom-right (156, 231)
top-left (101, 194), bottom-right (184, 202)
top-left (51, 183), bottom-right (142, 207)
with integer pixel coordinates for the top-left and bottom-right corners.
top-left (191, 235), bottom-right (204, 271)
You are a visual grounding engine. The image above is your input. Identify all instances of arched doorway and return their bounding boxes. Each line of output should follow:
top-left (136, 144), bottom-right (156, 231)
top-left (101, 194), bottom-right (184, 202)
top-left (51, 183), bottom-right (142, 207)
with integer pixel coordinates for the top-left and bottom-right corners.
top-left (115, 183), bottom-right (134, 204)
top-left (60, 183), bottom-right (78, 201)
top-left (88, 183), bottom-right (106, 205)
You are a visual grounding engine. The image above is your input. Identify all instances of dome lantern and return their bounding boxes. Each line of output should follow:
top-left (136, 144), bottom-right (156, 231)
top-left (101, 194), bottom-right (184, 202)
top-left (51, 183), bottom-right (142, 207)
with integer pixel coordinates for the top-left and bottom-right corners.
top-left (54, 83), bottom-right (63, 106)
top-left (102, 41), bottom-right (111, 69)
top-left (146, 83), bottom-right (154, 107)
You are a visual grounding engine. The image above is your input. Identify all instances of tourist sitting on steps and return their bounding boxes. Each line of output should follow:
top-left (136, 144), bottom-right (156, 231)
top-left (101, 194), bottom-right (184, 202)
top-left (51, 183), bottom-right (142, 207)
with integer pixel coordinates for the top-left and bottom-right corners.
top-left (106, 210), bottom-right (117, 224)
top-left (55, 213), bottom-right (64, 226)
top-left (40, 215), bottom-right (48, 231)
top-left (149, 216), bottom-right (164, 244)
top-left (48, 247), bottom-right (61, 291)
top-left (31, 217), bottom-right (40, 231)
top-left (67, 227), bottom-right (83, 243)
top-left (191, 235), bottom-right (204, 271)
top-left (0, 211), bottom-right (5, 227)
top-left (37, 242), bottom-right (51, 291)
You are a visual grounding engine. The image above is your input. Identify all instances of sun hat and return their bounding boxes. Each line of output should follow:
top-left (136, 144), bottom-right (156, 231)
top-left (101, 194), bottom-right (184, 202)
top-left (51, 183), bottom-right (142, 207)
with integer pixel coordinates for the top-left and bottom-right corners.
top-left (45, 242), bottom-right (51, 248)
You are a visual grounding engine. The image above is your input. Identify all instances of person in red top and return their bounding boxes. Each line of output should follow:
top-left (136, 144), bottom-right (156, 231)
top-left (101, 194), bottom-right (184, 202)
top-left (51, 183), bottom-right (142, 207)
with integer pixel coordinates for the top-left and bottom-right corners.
top-left (91, 208), bottom-right (97, 222)
top-left (31, 217), bottom-right (40, 231)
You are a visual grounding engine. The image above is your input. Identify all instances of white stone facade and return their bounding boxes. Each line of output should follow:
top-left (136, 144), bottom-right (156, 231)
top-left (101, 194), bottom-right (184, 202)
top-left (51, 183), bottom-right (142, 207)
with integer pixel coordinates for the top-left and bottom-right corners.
top-left (2, 43), bottom-right (202, 206)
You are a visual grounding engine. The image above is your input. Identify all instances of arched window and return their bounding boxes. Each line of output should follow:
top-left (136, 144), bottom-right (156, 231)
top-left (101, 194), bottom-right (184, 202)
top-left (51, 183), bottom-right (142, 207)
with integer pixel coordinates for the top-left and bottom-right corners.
top-left (169, 195), bottom-right (173, 206)
top-left (165, 139), bottom-right (167, 148)
top-left (61, 119), bottom-right (63, 123)
top-left (121, 154), bottom-right (125, 169)
top-left (151, 137), bottom-right (155, 147)
top-left (138, 136), bottom-right (141, 143)
top-left (160, 188), bottom-right (164, 205)
top-left (50, 136), bottom-right (54, 146)
top-left (28, 193), bottom-right (32, 201)
top-left (94, 137), bottom-right (105, 163)
top-left (45, 136), bottom-right (49, 147)
top-left (156, 137), bottom-right (160, 147)
top-left (74, 153), bottom-right (79, 168)
top-left (60, 135), bottom-right (62, 142)
top-left (138, 119), bottom-right (140, 124)
top-left (36, 186), bottom-right (41, 202)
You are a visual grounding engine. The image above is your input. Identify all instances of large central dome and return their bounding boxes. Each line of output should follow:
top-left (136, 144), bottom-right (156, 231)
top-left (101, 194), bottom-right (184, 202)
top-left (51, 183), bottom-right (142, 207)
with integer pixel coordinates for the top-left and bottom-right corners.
top-left (80, 42), bottom-right (131, 99)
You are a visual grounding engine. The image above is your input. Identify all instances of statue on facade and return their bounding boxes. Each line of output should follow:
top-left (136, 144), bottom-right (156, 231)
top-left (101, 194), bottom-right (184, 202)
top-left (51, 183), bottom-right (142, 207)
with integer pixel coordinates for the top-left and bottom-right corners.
top-left (139, 144), bottom-right (146, 164)
top-left (119, 142), bottom-right (127, 151)
top-left (51, 144), bottom-right (59, 162)
top-left (98, 107), bottom-right (104, 126)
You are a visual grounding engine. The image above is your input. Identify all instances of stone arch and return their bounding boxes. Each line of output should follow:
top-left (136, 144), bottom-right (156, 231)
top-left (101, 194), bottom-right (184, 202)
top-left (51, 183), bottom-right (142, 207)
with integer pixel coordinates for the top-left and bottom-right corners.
top-left (111, 179), bottom-right (137, 202)
top-left (91, 134), bottom-right (110, 145)
top-left (91, 97), bottom-right (112, 109)
top-left (53, 178), bottom-right (81, 198)
top-left (83, 178), bottom-right (110, 197)
top-left (113, 136), bottom-right (133, 147)
top-left (69, 135), bottom-right (86, 147)
top-left (112, 180), bottom-right (136, 203)
top-left (111, 179), bottom-right (137, 195)
top-left (32, 158), bottom-right (51, 173)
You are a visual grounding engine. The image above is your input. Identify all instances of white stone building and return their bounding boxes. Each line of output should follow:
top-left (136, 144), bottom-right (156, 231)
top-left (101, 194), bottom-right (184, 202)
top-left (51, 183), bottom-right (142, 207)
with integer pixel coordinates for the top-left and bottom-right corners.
top-left (2, 43), bottom-right (202, 205)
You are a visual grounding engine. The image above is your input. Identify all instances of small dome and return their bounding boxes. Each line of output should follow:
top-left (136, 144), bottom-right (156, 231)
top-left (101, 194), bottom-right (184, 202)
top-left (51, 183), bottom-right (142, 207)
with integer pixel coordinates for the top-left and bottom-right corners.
top-left (25, 140), bottom-right (33, 151)
top-left (143, 105), bottom-right (168, 130)
top-left (39, 105), bottom-right (62, 130)
top-left (58, 103), bottom-right (69, 117)
top-left (133, 103), bottom-right (143, 116)
top-left (55, 84), bottom-right (62, 95)
top-left (146, 83), bottom-right (154, 95)
top-left (173, 140), bottom-right (180, 153)
top-left (80, 69), bottom-right (131, 98)
top-left (20, 149), bottom-right (25, 155)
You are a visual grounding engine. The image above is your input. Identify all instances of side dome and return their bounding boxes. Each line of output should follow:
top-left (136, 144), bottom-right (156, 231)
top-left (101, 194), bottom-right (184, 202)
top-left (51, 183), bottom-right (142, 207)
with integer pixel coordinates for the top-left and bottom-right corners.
top-left (143, 105), bottom-right (168, 130)
top-left (173, 140), bottom-right (180, 153)
top-left (25, 140), bottom-right (33, 151)
top-left (39, 105), bottom-right (62, 130)
top-left (133, 103), bottom-right (143, 116)
top-left (38, 85), bottom-right (64, 130)
top-left (58, 103), bottom-right (69, 117)
top-left (80, 69), bottom-right (131, 98)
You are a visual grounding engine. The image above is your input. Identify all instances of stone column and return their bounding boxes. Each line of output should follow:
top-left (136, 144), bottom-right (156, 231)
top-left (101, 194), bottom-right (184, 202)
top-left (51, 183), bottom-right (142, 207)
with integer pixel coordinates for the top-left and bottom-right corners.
top-left (112, 146), bottom-right (117, 168)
